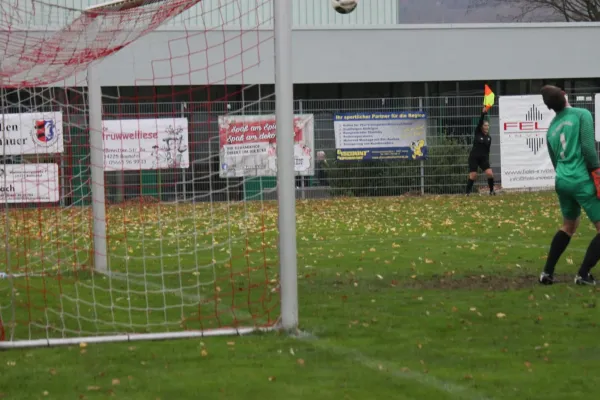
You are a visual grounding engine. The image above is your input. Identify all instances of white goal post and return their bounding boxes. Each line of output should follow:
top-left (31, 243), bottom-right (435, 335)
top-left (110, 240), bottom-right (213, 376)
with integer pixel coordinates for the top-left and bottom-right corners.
top-left (0, 0), bottom-right (298, 349)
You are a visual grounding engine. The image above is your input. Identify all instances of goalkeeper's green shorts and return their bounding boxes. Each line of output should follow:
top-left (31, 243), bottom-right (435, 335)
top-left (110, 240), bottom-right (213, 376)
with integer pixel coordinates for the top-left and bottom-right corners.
top-left (556, 178), bottom-right (600, 223)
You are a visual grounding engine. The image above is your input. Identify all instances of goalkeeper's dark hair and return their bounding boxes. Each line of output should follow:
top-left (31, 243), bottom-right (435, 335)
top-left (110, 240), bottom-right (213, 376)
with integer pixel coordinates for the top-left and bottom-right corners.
top-left (541, 85), bottom-right (567, 113)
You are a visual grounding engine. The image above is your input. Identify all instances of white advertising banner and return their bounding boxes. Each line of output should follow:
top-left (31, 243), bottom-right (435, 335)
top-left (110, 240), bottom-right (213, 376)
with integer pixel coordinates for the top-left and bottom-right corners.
top-left (218, 114), bottom-right (315, 177)
top-left (0, 112), bottom-right (64, 155)
top-left (102, 118), bottom-right (190, 171)
top-left (0, 164), bottom-right (59, 203)
top-left (499, 95), bottom-right (556, 189)
top-left (594, 93), bottom-right (600, 141)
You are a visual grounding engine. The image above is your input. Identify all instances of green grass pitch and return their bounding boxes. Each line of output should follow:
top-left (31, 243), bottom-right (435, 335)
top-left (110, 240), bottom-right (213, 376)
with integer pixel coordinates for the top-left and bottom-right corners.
top-left (1, 191), bottom-right (600, 400)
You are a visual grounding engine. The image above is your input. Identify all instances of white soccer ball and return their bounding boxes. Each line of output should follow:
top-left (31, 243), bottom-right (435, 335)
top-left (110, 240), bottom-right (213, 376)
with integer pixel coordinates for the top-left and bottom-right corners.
top-left (331, 0), bottom-right (358, 14)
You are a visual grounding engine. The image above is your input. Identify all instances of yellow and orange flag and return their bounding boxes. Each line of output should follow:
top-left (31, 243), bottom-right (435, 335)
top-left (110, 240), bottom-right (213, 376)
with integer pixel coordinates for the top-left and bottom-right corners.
top-left (483, 84), bottom-right (495, 110)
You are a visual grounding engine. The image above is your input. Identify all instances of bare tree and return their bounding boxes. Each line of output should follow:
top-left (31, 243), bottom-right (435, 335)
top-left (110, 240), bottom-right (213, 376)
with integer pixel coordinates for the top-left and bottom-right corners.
top-left (469, 0), bottom-right (600, 22)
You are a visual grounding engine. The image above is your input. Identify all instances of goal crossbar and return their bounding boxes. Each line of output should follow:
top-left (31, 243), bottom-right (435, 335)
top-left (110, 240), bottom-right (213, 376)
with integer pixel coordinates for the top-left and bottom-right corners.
top-left (85, 0), bottom-right (169, 12)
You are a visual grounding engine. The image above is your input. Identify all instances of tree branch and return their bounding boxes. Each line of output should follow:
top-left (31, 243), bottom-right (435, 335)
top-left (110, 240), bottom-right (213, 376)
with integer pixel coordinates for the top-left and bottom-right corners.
top-left (468, 0), bottom-right (600, 21)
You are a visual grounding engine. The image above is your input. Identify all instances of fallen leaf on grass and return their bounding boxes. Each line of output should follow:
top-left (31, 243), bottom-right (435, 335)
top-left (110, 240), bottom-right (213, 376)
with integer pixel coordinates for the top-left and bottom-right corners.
top-left (111, 379), bottom-right (120, 386)
top-left (268, 376), bottom-right (276, 382)
top-left (496, 313), bottom-right (506, 319)
top-left (87, 386), bottom-right (101, 391)
top-left (296, 358), bottom-right (305, 366)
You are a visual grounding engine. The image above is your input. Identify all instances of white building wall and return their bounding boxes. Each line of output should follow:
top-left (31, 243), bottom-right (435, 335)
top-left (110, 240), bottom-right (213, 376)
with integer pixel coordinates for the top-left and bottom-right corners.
top-left (80, 23), bottom-right (600, 87)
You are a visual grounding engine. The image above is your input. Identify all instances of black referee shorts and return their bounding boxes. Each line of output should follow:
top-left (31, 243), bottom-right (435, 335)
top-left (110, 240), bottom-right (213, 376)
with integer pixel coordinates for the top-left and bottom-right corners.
top-left (468, 154), bottom-right (491, 173)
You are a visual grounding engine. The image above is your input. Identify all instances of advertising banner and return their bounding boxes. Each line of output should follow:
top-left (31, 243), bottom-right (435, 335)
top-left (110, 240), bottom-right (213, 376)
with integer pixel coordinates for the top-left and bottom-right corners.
top-left (0, 112), bottom-right (64, 155)
top-left (333, 112), bottom-right (427, 161)
top-left (218, 114), bottom-right (315, 177)
top-left (594, 93), bottom-right (600, 142)
top-left (499, 95), bottom-right (556, 189)
top-left (102, 118), bottom-right (190, 171)
top-left (0, 164), bottom-right (59, 203)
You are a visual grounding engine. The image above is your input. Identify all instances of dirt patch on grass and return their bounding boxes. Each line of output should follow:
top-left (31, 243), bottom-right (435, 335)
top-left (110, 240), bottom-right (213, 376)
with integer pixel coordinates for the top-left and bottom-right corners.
top-left (402, 273), bottom-right (574, 291)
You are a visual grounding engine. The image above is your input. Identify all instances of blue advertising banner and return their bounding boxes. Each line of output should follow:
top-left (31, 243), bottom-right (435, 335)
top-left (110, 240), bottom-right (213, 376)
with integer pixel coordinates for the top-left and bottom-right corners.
top-left (333, 112), bottom-right (428, 161)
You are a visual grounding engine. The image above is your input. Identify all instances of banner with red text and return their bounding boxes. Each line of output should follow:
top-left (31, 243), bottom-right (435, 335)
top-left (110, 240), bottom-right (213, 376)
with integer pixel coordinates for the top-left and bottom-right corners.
top-left (499, 95), bottom-right (556, 189)
top-left (218, 114), bottom-right (315, 177)
top-left (102, 118), bottom-right (189, 171)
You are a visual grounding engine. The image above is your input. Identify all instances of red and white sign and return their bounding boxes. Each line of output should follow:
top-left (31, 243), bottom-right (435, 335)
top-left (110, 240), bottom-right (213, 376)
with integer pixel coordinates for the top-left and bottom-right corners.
top-left (0, 164), bottom-right (59, 203)
top-left (499, 95), bottom-right (556, 189)
top-left (218, 114), bottom-right (315, 177)
top-left (595, 93), bottom-right (600, 141)
top-left (0, 112), bottom-right (64, 155)
top-left (102, 118), bottom-right (189, 171)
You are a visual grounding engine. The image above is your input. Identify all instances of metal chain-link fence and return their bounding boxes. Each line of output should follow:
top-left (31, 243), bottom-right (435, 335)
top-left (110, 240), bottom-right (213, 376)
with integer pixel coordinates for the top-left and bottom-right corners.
top-left (3, 94), bottom-right (598, 206)
top-left (95, 95), bottom-right (597, 203)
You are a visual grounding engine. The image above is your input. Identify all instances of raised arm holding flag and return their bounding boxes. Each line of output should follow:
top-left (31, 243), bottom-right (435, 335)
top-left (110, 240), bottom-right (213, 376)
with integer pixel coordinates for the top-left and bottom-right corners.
top-left (466, 85), bottom-right (496, 195)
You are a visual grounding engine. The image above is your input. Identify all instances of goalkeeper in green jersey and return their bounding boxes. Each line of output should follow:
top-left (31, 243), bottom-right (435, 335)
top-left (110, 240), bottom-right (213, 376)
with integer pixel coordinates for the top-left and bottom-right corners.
top-left (539, 85), bottom-right (600, 286)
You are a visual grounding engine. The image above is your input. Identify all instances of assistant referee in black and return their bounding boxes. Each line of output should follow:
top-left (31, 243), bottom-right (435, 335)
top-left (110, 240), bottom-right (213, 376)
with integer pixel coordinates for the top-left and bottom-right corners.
top-left (466, 106), bottom-right (495, 195)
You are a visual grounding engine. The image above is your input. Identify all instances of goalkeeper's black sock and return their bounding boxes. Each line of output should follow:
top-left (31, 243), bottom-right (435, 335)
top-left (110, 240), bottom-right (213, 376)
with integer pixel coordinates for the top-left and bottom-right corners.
top-left (487, 177), bottom-right (495, 192)
top-left (577, 234), bottom-right (600, 278)
top-left (466, 179), bottom-right (475, 194)
top-left (543, 230), bottom-right (572, 276)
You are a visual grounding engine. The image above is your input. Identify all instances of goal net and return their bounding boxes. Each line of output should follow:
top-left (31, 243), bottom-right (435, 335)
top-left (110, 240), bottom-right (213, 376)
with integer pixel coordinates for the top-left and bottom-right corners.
top-left (0, 0), bottom-right (294, 348)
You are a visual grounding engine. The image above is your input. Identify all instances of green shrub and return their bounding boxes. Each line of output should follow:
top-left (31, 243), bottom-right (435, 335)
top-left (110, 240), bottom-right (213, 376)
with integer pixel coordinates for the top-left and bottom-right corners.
top-left (325, 137), bottom-right (470, 197)
top-left (423, 136), bottom-right (470, 194)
